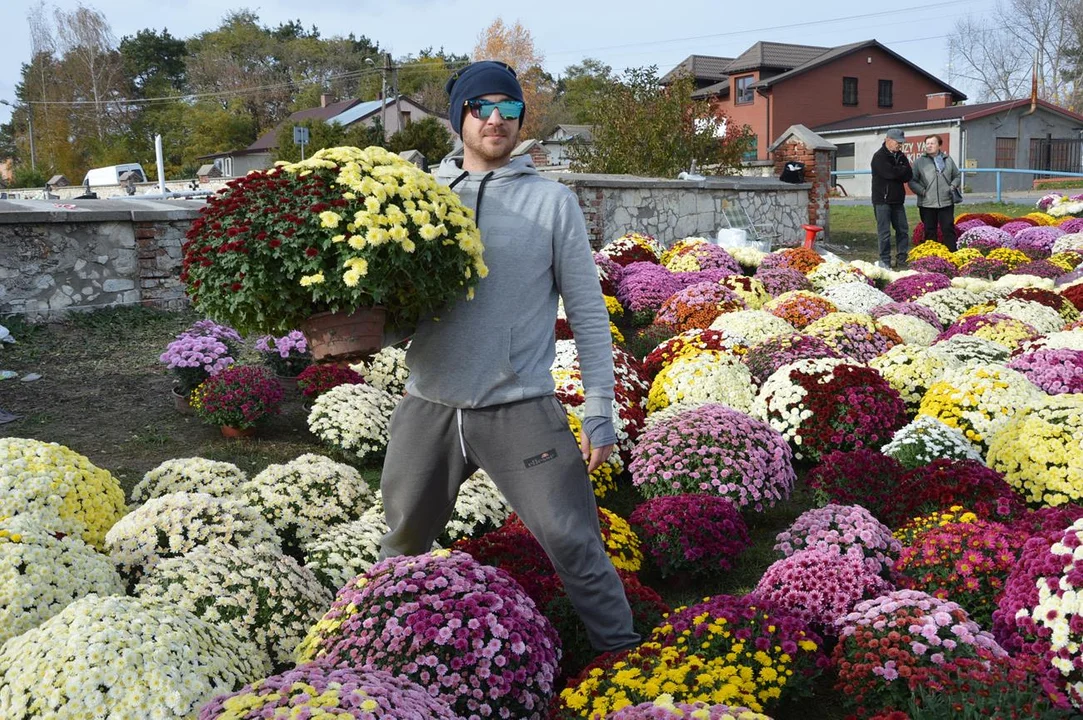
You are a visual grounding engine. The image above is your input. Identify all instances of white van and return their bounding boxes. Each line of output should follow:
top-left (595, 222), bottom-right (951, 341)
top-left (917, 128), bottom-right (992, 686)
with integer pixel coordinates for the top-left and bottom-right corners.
top-left (81, 163), bottom-right (148, 188)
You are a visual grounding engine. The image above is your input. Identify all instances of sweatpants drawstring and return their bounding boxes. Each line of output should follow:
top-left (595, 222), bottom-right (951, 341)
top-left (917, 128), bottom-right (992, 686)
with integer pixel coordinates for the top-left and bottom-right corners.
top-left (456, 408), bottom-right (467, 461)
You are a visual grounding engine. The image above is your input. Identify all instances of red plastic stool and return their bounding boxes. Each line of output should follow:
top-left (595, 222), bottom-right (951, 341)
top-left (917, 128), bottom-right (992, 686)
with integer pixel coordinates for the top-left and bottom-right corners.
top-left (801, 224), bottom-right (823, 250)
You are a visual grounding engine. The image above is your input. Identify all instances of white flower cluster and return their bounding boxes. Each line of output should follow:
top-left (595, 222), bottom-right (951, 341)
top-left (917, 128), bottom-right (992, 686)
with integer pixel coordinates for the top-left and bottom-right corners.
top-left (869, 344), bottom-right (957, 413)
top-left (554, 367), bottom-right (637, 463)
top-left (1030, 518), bottom-right (1083, 705)
top-left (1052, 232), bottom-right (1083, 254)
top-left (724, 245), bottom-right (767, 269)
top-left (307, 383), bottom-right (397, 462)
top-left (552, 338), bottom-right (580, 372)
top-left (876, 313), bottom-right (940, 346)
top-left (240, 454), bottom-right (372, 551)
top-left (304, 507), bottom-right (389, 591)
top-left (915, 287), bottom-right (984, 326)
top-left (752, 357), bottom-right (850, 459)
top-left (929, 334), bottom-right (1011, 365)
top-left (849, 259), bottom-right (895, 283)
top-left (880, 415), bottom-right (983, 470)
top-left (1018, 329), bottom-right (1083, 354)
top-left (136, 545), bottom-right (332, 667)
top-left (0, 514), bottom-right (125, 645)
top-left (648, 350), bottom-right (756, 414)
top-left (351, 345), bottom-right (409, 397)
top-left (819, 282), bottom-right (893, 314)
top-left (806, 262), bottom-right (870, 290)
top-left (131, 457), bottom-right (247, 504)
top-left (105, 491), bottom-right (280, 579)
top-left (989, 298), bottom-right (1066, 335)
top-left (0, 594), bottom-right (268, 719)
top-left (918, 363), bottom-right (1042, 453)
top-left (443, 470), bottom-right (511, 542)
top-left (709, 309), bottom-right (795, 345)
top-left (1047, 198), bottom-right (1083, 217)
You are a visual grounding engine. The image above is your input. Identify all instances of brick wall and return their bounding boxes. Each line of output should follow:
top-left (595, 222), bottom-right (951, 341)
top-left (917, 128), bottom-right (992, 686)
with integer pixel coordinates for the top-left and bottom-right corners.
top-left (773, 139), bottom-right (833, 231)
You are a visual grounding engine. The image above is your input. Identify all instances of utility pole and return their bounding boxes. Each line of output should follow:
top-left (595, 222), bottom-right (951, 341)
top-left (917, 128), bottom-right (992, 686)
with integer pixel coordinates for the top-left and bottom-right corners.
top-left (382, 52), bottom-right (393, 143)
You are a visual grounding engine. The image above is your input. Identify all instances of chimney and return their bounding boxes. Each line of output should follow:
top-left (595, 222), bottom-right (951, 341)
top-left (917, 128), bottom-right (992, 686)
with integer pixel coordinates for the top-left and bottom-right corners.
top-left (926, 92), bottom-right (952, 110)
top-left (320, 94), bottom-right (331, 108)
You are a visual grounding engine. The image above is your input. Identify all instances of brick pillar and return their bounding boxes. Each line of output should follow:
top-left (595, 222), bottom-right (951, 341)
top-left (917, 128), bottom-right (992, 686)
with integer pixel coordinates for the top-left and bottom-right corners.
top-left (576, 187), bottom-right (606, 250)
top-left (773, 137), bottom-right (834, 233)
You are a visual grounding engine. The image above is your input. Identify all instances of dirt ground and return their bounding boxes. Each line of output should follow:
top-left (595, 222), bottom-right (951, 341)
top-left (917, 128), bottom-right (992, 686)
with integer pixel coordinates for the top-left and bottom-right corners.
top-left (0, 307), bottom-right (362, 495)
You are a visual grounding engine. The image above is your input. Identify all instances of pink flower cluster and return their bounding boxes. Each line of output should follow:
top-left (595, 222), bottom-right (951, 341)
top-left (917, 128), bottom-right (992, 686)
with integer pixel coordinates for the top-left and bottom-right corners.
top-left (617, 262), bottom-right (682, 313)
top-left (807, 318), bottom-right (900, 363)
top-left (1008, 348), bottom-right (1083, 394)
top-left (754, 548), bottom-right (892, 631)
top-left (1000, 219), bottom-right (1037, 237)
top-left (908, 255), bottom-right (958, 277)
top-left (959, 226), bottom-right (1011, 251)
top-left (1011, 225), bottom-right (1064, 255)
top-left (301, 550), bottom-right (560, 720)
top-left (1016, 259), bottom-right (1064, 278)
top-left (742, 333), bottom-right (841, 385)
top-left (254, 329), bottom-right (308, 358)
top-left (629, 403), bottom-right (795, 511)
top-left (671, 243), bottom-right (742, 273)
top-left (194, 365), bottom-right (284, 428)
top-left (959, 256), bottom-right (1010, 279)
top-left (606, 701), bottom-right (763, 719)
top-left (754, 268), bottom-right (813, 296)
top-left (883, 273), bottom-right (952, 302)
top-left (594, 252), bottom-right (624, 296)
top-left (629, 494), bottom-right (751, 579)
top-left (775, 504), bottom-right (901, 577)
top-left (871, 301), bottom-right (944, 329)
top-left (200, 664), bottom-right (460, 719)
top-left (159, 334), bottom-right (235, 375)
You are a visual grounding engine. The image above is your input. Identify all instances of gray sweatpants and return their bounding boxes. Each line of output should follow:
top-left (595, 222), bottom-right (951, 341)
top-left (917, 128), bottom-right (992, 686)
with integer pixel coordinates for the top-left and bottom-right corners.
top-left (379, 393), bottom-right (640, 652)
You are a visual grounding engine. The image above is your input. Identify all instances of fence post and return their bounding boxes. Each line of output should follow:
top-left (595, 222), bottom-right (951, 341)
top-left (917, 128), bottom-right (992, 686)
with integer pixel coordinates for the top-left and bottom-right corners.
top-left (996, 171), bottom-right (1002, 204)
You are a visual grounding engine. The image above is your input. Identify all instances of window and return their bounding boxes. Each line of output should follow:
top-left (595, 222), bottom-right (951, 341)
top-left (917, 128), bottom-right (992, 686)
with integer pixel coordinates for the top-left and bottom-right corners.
top-left (995, 137), bottom-right (1017, 168)
top-left (741, 135), bottom-right (758, 162)
top-left (842, 77), bottom-right (858, 106)
top-left (878, 80), bottom-right (893, 108)
top-left (735, 75), bottom-right (755, 105)
top-left (401, 111), bottom-right (412, 125)
top-left (834, 142), bottom-right (856, 178)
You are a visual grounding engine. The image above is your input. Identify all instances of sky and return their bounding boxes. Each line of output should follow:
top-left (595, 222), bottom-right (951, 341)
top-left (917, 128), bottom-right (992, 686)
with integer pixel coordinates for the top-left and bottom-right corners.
top-left (0, 0), bottom-right (999, 125)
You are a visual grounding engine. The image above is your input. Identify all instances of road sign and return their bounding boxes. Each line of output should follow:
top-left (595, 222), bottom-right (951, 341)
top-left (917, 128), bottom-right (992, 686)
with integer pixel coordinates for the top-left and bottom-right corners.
top-left (293, 126), bottom-right (310, 145)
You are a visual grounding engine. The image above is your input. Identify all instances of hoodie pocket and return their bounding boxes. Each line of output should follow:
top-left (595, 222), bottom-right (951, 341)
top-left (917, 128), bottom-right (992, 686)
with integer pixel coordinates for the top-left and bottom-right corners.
top-left (406, 321), bottom-right (519, 404)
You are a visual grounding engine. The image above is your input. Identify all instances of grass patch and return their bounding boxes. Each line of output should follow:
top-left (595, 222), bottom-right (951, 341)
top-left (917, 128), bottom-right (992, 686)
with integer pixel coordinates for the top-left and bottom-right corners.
top-left (826, 202), bottom-right (1037, 262)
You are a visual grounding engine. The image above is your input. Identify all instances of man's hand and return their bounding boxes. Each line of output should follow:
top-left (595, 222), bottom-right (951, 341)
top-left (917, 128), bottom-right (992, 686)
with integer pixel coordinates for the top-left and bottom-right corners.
top-left (580, 429), bottom-right (615, 474)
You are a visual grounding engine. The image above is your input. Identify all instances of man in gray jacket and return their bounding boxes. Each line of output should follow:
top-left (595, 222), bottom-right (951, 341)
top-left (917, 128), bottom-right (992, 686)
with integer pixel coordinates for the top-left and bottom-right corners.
top-left (378, 61), bottom-right (641, 654)
top-left (909, 134), bottom-right (961, 251)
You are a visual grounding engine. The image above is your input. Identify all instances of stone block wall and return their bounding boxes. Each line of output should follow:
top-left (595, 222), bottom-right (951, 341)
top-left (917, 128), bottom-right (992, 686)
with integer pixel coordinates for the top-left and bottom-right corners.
top-left (0, 200), bottom-right (200, 319)
top-left (556, 173), bottom-right (811, 250)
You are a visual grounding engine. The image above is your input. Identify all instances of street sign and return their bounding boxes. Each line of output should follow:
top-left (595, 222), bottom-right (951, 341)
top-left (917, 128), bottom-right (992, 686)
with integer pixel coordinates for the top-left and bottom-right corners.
top-left (293, 126), bottom-right (310, 145)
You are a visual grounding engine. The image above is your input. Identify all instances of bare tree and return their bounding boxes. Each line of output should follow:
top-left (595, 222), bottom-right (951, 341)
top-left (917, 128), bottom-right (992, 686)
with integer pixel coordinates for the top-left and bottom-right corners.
top-left (1001, 0), bottom-right (1075, 105)
top-left (949, 15), bottom-right (1030, 101)
top-left (52, 3), bottom-right (120, 141)
top-left (27, 1), bottom-right (55, 119)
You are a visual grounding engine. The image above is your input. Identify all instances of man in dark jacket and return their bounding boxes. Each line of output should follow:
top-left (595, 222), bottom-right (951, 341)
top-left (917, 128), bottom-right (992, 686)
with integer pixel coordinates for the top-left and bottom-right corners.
top-left (871, 128), bottom-right (914, 269)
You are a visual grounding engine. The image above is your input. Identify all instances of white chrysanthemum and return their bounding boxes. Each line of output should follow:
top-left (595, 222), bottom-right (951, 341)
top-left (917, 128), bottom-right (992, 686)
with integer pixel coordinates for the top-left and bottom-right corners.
top-left (303, 506), bottom-right (441, 592)
top-left (136, 545), bottom-right (332, 666)
top-left (880, 415), bottom-right (983, 469)
top-left (1052, 232), bottom-right (1083, 254)
top-left (105, 491), bottom-right (280, 580)
top-left (991, 274), bottom-right (1056, 292)
top-left (0, 594), bottom-right (268, 719)
top-left (850, 259), bottom-right (895, 284)
top-left (709, 309), bottom-right (795, 345)
top-left (806, 262), bottom-right (871, 290)
top-left (552, 338), bottom-right (580, 372)
top-left (990, 298), bottom-right (1066, 335)
top-left (918, 363), bottom-right (1042, 453)
top-left (725, 245), bottom-right (767, 269)
top-left (876, 313), bottom-right (940, 346)
top-left (870, 344), bottom-right (958, 413)
top-left (0, 515), bottom-right (125, 646)
top-left (819, 282), bottom-right (894, 313)
top-left (350, 345), bottom-right (409, 397)
top-left (647, 350), bottom-right (756, 414)
top-left (915, 287), bottom-right (984, 326)
top-left (307, 383), bottom-right (398, 462)
top-left (1029, 517), bottom-right (1083, 705)
top-left (929, 334), bottom-right (1011, 365)
top-left (131, 457), bottom-right (246, 504)
top-left (240, 454), bottom-right (372, 552)
top-left (1018, 329), bottom-right (1083, 354)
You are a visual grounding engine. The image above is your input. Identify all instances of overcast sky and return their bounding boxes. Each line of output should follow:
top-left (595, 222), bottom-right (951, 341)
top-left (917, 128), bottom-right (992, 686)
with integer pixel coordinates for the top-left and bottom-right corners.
top-left (0, 0), bottom-right (996, 124)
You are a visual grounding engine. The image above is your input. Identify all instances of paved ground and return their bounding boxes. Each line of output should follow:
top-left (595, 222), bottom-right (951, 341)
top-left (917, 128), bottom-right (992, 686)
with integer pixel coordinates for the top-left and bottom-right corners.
top-left (830, 190), bottom-right (1059, 207)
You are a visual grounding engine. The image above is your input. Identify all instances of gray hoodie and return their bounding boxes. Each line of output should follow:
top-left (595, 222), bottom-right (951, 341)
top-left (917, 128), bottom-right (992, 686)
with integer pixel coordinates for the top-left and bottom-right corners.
top-left (403, 155), bottom-right (615, 418)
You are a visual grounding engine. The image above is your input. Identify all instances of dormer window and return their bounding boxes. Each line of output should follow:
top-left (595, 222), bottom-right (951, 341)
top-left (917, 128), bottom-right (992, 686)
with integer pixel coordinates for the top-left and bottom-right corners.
top-left (735, 75), bottom-right (755, 105)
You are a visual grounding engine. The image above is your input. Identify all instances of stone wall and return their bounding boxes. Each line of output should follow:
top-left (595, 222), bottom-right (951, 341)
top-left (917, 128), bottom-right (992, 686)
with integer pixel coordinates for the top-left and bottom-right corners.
top-left (555, 173), bottom-right (811, 250)
top-left (0, 199), bottom-right (200, 319)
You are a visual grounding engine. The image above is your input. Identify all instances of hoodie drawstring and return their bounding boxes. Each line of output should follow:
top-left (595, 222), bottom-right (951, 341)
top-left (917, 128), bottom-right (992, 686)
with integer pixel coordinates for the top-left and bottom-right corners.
top-left (456, 408), bottom-right (467, 461)
top-left (447, 170), bottom-right (495, 222)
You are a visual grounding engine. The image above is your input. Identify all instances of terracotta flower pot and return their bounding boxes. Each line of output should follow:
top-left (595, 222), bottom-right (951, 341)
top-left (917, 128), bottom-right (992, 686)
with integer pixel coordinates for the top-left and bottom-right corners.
top-left (219, 424), bottom-right (256, 439)
top-left (301, 308), bottom-right (386, 363)
top-left (170, 388), bottom-right (194, 416)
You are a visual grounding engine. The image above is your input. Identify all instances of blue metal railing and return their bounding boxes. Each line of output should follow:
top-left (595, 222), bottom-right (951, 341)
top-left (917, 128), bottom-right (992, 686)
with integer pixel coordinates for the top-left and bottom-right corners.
top-left (829, 167), bottom-right (1083, 203)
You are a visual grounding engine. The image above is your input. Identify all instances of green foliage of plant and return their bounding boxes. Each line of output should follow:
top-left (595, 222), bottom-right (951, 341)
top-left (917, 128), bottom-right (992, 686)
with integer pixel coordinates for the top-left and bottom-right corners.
top-left (568, 67), bottom-right (754, 178)
top-left (386, 116), bottom-right (452, 164)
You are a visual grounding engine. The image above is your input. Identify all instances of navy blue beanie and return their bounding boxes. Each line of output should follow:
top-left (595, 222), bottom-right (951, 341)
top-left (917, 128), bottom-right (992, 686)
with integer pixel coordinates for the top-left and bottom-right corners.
top-left (445, 61), bottom-right (525, 136)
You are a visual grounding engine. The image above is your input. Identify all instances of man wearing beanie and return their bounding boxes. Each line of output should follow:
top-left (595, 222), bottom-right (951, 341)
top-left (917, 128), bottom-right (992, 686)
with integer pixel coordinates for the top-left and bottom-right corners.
top-left (379, 60), bottom-right (641, 655)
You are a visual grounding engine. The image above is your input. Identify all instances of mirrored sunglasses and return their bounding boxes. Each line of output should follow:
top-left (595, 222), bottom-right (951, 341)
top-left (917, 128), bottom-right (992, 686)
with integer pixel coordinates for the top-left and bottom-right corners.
top-left (464, 99), bottom-right (524, 120)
